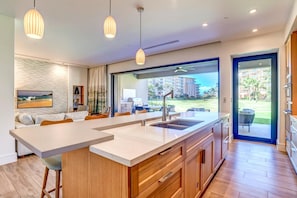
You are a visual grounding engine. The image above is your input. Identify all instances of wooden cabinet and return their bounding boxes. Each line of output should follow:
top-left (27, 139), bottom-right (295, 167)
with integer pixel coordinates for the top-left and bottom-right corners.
top-left (185, 136), bottom-right (203, 198)
top-left (285, 31), bottom-right (297, 173)
top-left (213, 121), bottom-right (222, 171)
top-left (200, 134), bottom-right (214, 190)
top-left (290, 116), bottom-right (297, 172)
top-left (62, 117), bottom-right (229, 198)
top-left (130, 142), bottom-right (184, 198)
top-left (213, 117), bottom-right (229, 172)
top-left (222, 117), bottom-right (229, 159)
top-left (184, 126), bottom-right (214, 198)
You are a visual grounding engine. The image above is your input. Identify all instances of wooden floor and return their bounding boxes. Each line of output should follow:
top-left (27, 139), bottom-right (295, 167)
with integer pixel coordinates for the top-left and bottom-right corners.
top-left (0, 140), bottom-right (296, 198)
top-left (202, 140), bottom-right (297, 198)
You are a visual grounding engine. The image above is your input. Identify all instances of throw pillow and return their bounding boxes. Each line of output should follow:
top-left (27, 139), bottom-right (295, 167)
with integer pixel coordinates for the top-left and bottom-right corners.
top-left (18, 113), bottom-right (34, 125)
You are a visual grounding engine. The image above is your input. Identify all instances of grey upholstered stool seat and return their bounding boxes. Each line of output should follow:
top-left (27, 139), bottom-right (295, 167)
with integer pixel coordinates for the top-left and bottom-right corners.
top-left (41, 155), bottom-right (62, 170)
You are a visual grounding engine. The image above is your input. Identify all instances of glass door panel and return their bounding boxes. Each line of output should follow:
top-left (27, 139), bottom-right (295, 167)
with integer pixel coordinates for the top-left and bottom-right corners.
top-left (233, 53), bottom-right (277, 144)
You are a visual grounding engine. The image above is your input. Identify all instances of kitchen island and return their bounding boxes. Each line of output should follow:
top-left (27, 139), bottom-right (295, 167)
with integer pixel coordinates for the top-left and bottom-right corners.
top-left (10, 111), bottom-right (229, 198)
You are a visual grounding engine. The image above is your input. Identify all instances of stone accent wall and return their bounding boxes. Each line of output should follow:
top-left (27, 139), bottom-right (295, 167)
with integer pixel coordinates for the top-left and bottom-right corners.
top-left (15, 57), bottom-right (68, 115)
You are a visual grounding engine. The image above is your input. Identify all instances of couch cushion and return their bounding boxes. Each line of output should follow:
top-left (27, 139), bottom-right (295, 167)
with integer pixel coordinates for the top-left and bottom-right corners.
top-left (18, 113), bottom-right (34, 125)
top-left (65, 111), bottom-right (88, 121)
top-left (35, 113), bottom-right (65, 124)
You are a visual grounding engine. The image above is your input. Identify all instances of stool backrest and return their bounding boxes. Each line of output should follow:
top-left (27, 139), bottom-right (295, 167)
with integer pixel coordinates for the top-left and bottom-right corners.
top-left (135, 109), bottom-right (147, 114)
top-left (114, 112), bottom-right (131, 117)
top-left (40, 118), bottom-right (73, 126)
top-left (85, 114), bottom-right (108, 120)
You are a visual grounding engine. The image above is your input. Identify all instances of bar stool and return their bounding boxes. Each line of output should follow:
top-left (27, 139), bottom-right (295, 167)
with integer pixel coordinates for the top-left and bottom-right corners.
top-left (135, 109), bottom-right (147, 114)
top-left (40, 118), bottom-right (73, 198)
top-left (114, 111), bottom-right (131, 116)
top-left (85, 114), bottom-right (108, 120)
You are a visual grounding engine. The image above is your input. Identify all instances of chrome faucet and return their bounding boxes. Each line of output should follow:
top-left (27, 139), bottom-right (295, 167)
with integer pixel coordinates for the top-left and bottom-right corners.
top-left (162, 90), bottom-right (174, 121)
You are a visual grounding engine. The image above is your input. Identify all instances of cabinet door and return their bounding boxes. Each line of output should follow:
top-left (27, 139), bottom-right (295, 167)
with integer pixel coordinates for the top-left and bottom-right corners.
top-left (185, 148), bottom-right (202, 198)
top-left (222, 118), bottom-right (229, 159)
top-left (213, 121), bottom-right (222, 171)
top-left (291, 117), bottom-right (297, 146)
top-left (291, 143), bottom-right (297, 172)
top-left (287, 132), bottom-right (292, 157)
top-left (201, 134), bottom-right (214, 190)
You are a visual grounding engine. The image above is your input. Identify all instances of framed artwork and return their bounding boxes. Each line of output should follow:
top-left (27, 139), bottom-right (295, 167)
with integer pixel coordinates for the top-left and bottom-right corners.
top-left (17, 90), bottom-right (53, 108)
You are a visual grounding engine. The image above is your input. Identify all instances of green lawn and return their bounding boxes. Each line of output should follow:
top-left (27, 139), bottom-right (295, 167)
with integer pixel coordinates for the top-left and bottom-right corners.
top-left (148, 98), bottom-right (218, 113)
top-left (239, 99), bottom-right (271, 124)
top-left (148, 98), bottom-right (271, 124)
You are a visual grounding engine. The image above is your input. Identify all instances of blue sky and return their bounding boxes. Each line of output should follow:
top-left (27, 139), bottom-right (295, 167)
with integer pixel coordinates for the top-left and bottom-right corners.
top-left (182, 72), bottom-right (218, 93)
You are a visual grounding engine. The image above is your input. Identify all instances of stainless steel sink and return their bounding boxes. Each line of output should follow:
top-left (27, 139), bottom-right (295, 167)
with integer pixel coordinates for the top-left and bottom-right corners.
top-left (150, 119), bottom-right (203, 130)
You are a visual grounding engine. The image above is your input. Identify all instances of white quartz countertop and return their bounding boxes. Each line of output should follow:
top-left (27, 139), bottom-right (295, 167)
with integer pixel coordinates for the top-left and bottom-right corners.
top-left (90, 112), bottom-right (228, 167)
top-left (9, 112), bottom-right (178, 158)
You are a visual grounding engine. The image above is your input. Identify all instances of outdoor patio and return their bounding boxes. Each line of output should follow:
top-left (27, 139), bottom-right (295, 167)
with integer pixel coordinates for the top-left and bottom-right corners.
top-left (238, 123), bottom-right (271, 139)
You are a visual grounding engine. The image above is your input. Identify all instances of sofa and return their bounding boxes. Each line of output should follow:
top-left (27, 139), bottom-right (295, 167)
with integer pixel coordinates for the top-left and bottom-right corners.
top-left (15, 111), bottom-right (89, 156)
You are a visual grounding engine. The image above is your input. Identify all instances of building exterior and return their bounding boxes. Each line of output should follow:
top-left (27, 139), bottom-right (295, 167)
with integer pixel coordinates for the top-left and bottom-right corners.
top-left (148, 76), bottom-right (200, 99)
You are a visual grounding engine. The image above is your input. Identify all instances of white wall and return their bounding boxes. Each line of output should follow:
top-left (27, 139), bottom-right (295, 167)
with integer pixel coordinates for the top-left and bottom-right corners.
top-left (0, 15), bottom-right (17, 165)
top-left (108, 31), bottom-right (286, 150)
top-left (118, 74), bottom-right (148, 103)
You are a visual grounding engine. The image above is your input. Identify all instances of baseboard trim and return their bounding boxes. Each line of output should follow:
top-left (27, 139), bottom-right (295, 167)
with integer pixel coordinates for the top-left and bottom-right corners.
top-left (276, 142), bottom-right (286, 152)
top-left (0, 152), bottom-right (17, 166)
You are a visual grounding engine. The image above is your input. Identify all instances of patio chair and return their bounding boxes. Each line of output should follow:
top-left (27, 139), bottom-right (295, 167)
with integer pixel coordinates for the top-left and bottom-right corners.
top-left (239, 109), bottom-right (255, 132)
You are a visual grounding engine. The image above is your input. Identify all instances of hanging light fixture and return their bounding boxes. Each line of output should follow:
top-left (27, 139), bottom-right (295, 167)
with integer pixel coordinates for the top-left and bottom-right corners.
top-left (104, 0), bottom-right (117, 38)
top-left (136, 7), bottom-right (145, 65)
top-left (24, 0), bottom-right (44, 39)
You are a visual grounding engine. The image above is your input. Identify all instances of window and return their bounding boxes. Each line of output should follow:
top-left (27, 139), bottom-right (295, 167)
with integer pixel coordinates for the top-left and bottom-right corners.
top-left (111, 58), bottom-right (219, 114)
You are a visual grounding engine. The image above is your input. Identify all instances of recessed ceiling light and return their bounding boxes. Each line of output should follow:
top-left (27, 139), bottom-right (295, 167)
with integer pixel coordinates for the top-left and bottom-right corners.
top-left (249, 9), bottom-right (257, 14)
top-left (252, 28), bottom-right (258, 33)
top-left (202, 23), bottom-right (208, 27)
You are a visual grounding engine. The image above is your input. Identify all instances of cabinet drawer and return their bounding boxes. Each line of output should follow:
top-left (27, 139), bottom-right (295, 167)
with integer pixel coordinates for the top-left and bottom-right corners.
top-left (291, 143), bottom-right (297, 170)
top-left (290, 116), bottom-right (297, 135)
top-left (144, 162), bottom-right (183, 198)
top-left (131, 142), bottom-right (184, 197)
top-left (222, 136), bottom-right (229, 158)
top-left (292, 126), bottom-right (297, 146)
top-left (286, 129), bottom-right (291, 157)
top-left (286, 138), bottom-right (291, 157)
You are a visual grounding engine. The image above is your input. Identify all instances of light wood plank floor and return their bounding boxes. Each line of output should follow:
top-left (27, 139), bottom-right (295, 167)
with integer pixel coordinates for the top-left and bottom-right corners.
top-left (0, 140), bottom-right (296, 198)
top-left (202, 140), bottom-right (297, 198)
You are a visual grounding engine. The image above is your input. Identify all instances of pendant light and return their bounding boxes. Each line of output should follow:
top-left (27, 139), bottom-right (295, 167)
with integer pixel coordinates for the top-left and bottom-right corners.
top-left (24, 0), bottom-right (44, 39)
top-left (104, 0), bottom-right (117, 38)
top-left (136, 7), bottom-right (145, 65)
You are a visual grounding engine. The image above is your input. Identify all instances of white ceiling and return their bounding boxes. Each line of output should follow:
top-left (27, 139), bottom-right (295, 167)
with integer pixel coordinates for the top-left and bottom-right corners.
top-left (0, 0), bottom-right (295, 67)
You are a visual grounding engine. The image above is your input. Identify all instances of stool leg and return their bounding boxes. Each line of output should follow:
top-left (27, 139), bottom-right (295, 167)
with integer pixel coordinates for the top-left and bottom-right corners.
top-left (41, 167), bottom-right (49, 198)
top-left (55, 170), bottom-right (61, 198)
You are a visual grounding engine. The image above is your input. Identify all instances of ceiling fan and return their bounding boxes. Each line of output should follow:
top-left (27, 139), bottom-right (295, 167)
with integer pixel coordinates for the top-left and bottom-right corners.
top-left (174, 66), bottom-right (194, 73)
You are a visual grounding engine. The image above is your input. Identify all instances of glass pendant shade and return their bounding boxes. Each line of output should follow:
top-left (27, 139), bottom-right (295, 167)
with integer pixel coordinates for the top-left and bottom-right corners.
top-left (104, 16), bottom-right (117, 38)
top-left (24, 8), bottom-right (44, 39)
top-left (136, 48), bottom-right (145, 65)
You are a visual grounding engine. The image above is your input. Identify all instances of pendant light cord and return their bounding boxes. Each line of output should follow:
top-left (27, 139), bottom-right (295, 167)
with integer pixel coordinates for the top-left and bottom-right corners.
top-left (139, 10), bottom-right (142, 48)
top-left (109, 0), bottom-right (112, 15)
top-left (34, 0), bottom-right (36, 8)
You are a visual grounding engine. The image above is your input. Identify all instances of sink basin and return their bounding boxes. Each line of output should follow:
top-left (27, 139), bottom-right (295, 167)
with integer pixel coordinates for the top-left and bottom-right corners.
top-left (150, 119), bottom-right (203, 130)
